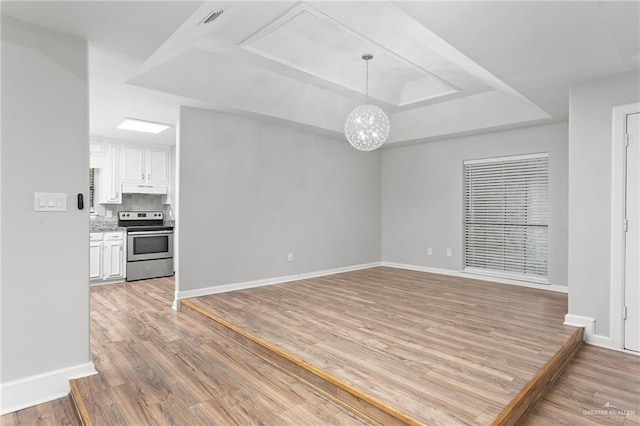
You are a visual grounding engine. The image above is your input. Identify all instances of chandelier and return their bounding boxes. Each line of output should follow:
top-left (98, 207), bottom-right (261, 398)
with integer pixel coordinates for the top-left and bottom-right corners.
top-left (344, 54), bottom-right (390, 151)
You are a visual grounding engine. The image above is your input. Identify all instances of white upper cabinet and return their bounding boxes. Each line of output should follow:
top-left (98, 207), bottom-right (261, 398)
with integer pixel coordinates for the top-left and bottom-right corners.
top-left (90, 140), bottom-right (106, 169)
top-left (92, 139), bottom-right (172, 200)
top-left (121, 145), bottom-right (170, 186)
top-left (121, 145), bottom-right (146, 184)
top-left (97, 143), bottom-right (121, 204)
top-left (147, 148), bottom-right (169, 185)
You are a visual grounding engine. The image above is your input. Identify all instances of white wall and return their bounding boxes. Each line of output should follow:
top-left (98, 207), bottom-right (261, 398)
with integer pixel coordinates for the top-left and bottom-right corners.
top-left (0, 16), bottom-right (95, 413)
top-left (567, 70), bottom-right (640, 339)
top-left (381, 122), bottom-right (569, 287)
top-left (177, 107), bottom-right (381, 295)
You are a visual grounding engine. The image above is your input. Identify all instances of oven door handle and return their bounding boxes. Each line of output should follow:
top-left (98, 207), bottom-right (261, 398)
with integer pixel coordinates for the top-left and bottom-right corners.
top-left (128, 230), bottom-right (174, 236)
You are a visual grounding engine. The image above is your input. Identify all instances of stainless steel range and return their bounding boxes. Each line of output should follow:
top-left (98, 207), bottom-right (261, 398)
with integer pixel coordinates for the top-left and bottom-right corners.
top-left (118, 211), bottom-right (174, 281)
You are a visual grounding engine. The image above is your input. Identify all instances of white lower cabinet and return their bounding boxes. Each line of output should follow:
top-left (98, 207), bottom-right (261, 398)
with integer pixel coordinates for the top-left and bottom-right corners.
top-left (90, 231), bottom-right (126, 283)
top-left (89, 236), bottom-right (103, 280)
top-left (103, 234), bottom-right (124, 279)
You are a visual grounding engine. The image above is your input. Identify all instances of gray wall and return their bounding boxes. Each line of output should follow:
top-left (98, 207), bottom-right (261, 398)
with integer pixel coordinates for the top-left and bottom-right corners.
top-left (1, 15), bottom-right (90, 386)
top-left (568, 70), bottom-right (640, 336)
top-left (381, 122), bottom-right (569, 287)
top-left (178, 107), bottom-right (381, 291)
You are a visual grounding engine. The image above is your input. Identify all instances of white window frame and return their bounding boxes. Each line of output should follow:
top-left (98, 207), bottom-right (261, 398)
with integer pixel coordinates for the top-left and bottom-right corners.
top-left (463, 152), bottom-right (550, 284)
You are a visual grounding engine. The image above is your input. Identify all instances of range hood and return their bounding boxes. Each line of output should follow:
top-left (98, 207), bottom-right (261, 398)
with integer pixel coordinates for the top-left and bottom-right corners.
top-left (122, 182), bottom-right (168, 195)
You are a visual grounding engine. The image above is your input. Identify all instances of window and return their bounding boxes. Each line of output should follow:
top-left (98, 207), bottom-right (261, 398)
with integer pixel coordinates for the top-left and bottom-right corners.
top-left (89, 168), bottom-right (95, 213)
top-left (463, 153), bottom-right (549, 282)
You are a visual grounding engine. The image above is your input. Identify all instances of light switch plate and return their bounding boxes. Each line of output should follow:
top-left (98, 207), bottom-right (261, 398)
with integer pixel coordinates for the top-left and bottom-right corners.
top-left (34, 192), bottom-right (67, 212)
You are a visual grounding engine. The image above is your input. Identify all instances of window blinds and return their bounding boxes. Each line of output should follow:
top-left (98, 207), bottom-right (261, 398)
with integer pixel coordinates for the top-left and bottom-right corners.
top-left (89, 168), bottom-right (95, 212)
top-left (463, 153), bottom-right (549, 281)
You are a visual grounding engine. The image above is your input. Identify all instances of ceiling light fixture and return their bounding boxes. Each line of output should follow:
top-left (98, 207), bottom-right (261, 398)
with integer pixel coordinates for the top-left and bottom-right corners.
top-left (117, 118), bottom-right (171, 134)
top-left (344, 54), bottom-right (390, 151)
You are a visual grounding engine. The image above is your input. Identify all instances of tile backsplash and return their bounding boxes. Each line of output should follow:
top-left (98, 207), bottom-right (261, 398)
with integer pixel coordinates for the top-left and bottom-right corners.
top-left (93, 194), bottom-right (174, 222)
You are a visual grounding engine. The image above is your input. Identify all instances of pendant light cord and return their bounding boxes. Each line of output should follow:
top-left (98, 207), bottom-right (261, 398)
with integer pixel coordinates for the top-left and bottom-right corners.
top-left (361, 54), bottom-right (373, 104)
top-left (365, 58), bottom-right (369, 105)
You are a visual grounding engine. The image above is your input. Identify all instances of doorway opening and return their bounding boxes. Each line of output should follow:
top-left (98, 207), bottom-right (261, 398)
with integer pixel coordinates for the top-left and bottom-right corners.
top-left (611, 102), bottom-right (640, 352)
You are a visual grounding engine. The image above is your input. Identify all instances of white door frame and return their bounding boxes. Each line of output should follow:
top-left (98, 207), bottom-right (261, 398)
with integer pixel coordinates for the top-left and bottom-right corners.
top-left (610, 102), bottom-right (640, 350)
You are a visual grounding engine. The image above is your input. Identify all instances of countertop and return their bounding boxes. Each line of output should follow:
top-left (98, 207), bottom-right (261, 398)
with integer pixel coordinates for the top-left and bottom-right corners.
top-left (90, 219), bottom-right (175, 233)
top-left (90, 221), bottom-right (125, 233)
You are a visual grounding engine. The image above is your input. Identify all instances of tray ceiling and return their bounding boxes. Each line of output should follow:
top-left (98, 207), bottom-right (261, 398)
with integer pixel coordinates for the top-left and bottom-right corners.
top-left (4, 1), bottom-right (637, 145)
top-left (128, 0), bottom-right (549, 143)
top-left (239, 4), bottom-right (459, 107)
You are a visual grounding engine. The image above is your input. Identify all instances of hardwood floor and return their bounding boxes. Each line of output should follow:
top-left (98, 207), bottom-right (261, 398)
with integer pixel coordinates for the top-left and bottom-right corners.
top-left (524, 344), bottom-right (640, 425)
top-left (185, 267), bottom-right (579, 425)
top-left (0, 396), bottom-right (79, 426)
top-left (73, 277), bottom-right (367, 425)
top-left (5, 268), bottom-right (637, 425)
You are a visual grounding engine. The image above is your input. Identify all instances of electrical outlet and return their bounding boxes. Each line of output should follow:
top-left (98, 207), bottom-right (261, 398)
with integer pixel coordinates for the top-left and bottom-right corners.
top-left (287, 252), bottom-right (294, 262)
top-left (446, 248), bottom-right (452, 257)
top-left (427, 248), bottom-right (433, 256)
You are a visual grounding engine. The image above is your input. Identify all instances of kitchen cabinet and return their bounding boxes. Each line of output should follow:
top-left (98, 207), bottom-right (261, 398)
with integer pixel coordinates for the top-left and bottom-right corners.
top-left (97, 143), bottom-right (121, 204)
top-left (92, 141), bottom-right (173, 199)
top-left (103, 235), bottom-right (124, 279)
top-left (121, 145), bottom-right (169, 186)
top-left (90, 232), bottom-right (125, 283)
top-left (90, 141), bottom-right (106, 169)
top-left (147, 147), bottom-right (170, 185)
top-left (121, 145), bottom-right (145, 183)
top-left (89, 234), bottom-right (103, 280)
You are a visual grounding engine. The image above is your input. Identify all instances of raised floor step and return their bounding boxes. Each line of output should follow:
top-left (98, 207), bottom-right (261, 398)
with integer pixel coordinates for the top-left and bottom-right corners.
top-left (180, 267), bottom-right (584, 425)
top-left (181, 298), bottom-right (583, 426)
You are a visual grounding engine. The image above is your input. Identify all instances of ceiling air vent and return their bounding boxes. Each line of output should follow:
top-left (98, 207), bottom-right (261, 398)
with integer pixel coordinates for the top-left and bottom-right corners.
top-left (200, 8), bottom-right (224, 25)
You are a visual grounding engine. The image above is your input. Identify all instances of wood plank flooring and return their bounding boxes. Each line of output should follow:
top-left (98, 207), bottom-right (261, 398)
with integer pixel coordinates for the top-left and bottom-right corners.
top-left (0, 396), bottom-right (79, 426)
top-left (71, 277), bottom-right (368, 425)
top-left (524, 344), bottom-right (640, 425)
top-left (4, 268), bottom-right (638, 425)
top-left (186, 267), bottom-right (579, 425)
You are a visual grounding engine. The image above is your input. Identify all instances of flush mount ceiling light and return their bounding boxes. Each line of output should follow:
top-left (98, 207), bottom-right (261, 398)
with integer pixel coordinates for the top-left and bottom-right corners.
top-left (344, 54), bottom-right (390, 151)
top-left (118, 118), bottom-right (171, 134)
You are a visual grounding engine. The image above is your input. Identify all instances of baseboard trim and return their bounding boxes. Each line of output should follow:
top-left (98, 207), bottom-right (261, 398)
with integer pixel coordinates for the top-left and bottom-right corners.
top-left (174, 261), bottom-right (566, 304)
top-left (381, 262), bottom-right (568, 293)
top-left (587, 333), bottom-right (616, 348)
top-left (0, 362), bottom-right (97, 415)
top-left (563, 314), bottom-right (595, 335)
top-left (89, 278), bottom-right (125, 287)
top-left (563, 314), bottom-right (620, 349)
top-left (174, 262), bottom-right (382, 301)
top-left (584, 342), bottom-right (640, 356)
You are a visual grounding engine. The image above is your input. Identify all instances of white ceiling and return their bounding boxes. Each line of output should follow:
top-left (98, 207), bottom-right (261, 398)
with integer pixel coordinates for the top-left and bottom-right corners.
top-left (2, 1), bottom-right (639, 146)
